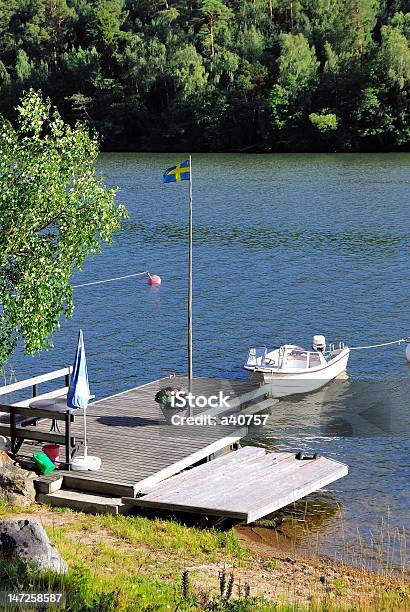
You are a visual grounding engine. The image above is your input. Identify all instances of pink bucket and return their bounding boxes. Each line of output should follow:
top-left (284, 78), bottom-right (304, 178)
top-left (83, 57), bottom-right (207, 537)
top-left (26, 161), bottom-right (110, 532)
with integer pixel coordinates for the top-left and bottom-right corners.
top-left (42, 444), bottom-right (60, 465)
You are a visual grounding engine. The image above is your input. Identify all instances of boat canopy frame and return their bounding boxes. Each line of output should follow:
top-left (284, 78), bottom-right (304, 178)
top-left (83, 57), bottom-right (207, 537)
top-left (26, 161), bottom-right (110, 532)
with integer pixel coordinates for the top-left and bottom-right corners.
top-left (245, 343), bottom-right (347, 373)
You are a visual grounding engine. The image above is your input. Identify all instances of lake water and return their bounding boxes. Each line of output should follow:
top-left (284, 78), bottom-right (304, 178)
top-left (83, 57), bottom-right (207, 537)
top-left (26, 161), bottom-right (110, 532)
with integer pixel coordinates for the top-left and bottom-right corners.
top-left (4, 153), bottom-right (409, 572)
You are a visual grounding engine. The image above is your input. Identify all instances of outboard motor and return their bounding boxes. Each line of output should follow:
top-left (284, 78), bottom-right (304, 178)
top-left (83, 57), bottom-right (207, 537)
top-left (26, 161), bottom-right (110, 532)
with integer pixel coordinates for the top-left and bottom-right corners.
top-left (312, 335), bottom-right (326, 352)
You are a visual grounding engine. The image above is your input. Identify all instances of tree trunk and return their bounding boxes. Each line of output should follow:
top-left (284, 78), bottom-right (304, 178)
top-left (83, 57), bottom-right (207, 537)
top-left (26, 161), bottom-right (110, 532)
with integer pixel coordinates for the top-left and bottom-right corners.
top-left (209, 14), bottom-right (215, 57)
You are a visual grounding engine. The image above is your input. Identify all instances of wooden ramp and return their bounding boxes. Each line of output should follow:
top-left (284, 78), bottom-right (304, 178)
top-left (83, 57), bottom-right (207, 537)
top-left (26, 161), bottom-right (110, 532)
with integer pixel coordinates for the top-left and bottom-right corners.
top-left (123, 446), bottom-right (348, 523)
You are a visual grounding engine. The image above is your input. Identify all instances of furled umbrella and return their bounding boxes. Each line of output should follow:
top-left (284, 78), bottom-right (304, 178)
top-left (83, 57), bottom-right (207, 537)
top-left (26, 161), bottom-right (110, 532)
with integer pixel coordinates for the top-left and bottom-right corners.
top-left (67, 329), bottom-right (101, 471)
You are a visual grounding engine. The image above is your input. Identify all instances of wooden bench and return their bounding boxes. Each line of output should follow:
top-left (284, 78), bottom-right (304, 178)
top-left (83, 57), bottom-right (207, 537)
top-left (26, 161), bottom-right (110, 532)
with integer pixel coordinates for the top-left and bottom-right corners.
top-left (0, 403), bottom-right (77, 467)
top-left (0, 366), bottom-right (76, 467)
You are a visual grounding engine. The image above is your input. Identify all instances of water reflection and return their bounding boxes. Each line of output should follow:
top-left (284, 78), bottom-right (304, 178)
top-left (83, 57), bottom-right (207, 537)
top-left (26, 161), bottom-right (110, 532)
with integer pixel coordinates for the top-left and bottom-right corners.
top-left (124, 221), bottom-right (409, 255)
top-left (243, 491), bottom-right (408, 575)
top-left (246, 378), bottom-right (409, 571)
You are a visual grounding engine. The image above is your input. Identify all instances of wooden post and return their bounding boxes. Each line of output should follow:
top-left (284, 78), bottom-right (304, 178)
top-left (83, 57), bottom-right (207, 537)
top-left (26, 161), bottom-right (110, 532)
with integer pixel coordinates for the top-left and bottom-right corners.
top-left (10, 406), bottom-right (16, 455)
top-left (65, 411), bottom-right (71, 469)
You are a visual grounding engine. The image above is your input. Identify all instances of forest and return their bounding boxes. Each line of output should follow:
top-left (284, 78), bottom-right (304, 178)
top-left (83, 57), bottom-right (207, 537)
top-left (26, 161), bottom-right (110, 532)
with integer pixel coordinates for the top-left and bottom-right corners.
top-left (0, 1), bottom-right (409, 152)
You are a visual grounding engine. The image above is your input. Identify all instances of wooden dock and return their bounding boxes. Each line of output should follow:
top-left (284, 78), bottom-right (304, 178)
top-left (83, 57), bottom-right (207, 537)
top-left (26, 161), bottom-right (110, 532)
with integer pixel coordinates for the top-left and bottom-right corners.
top-left (15, 375), bottom-right (273, 497)
top-left (123, 446), bottom-right (348, 523)
top-left (1, 371), bottom-right (348, 519)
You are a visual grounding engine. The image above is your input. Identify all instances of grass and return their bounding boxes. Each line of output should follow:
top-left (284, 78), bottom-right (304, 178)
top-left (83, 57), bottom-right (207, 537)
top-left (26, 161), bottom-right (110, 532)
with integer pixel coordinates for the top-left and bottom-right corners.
top-left (90, 513), bottom-right (247, 560)
top-left (0, 499), bottom-right (35, 515)
top-left (266, 559), bottom-right (279, 570)
top-left (0, 503), bottom-right (408, 611)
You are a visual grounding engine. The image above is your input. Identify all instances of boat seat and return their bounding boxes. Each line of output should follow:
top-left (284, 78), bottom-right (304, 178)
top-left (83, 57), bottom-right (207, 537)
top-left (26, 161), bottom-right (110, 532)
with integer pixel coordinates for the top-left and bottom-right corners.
top-left (0, 411), bottom-right (46, 427)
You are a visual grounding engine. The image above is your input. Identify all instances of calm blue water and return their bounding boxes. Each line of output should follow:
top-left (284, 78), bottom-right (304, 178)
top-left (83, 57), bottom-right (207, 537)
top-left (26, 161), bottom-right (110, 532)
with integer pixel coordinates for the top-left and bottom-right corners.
top-left (4, 153), bottom-right (410, 570)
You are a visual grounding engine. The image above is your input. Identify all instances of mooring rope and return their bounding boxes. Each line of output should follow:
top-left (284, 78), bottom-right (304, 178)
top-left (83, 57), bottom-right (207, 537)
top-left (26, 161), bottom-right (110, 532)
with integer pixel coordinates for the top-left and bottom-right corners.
top-left (349, 337), bottom-right (409, 351)
top-left (72, 271), bottom-right (149, 289)
top-left (71, 275), bottom-right (409, 353)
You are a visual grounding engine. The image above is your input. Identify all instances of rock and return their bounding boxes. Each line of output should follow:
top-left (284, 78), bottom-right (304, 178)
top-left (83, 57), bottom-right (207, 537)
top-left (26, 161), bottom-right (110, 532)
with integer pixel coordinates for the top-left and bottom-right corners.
top-left (0, 458), bottom-right (36, 507)
top-left (0, 436), bottom-right (10, 452)
top-left (0, 519), bottom-right (67, 573)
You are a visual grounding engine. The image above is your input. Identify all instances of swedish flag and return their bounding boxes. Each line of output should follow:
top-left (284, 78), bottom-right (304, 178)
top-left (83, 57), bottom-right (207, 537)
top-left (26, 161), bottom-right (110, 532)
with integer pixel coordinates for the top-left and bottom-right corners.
top-left (163, 159), bottom-right (190, 183)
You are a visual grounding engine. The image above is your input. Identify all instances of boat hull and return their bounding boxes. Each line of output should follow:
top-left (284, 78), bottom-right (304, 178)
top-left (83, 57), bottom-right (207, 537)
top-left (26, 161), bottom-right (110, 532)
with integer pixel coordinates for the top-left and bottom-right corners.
top-left (247, 349), bottom-right (350, 398)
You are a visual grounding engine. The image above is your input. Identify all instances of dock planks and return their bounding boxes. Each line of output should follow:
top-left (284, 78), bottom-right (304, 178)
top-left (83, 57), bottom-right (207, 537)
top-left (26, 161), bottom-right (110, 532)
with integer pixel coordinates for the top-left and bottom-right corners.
top-left (16, 376), bottom-right (272, 497)
top-left (123, 446), bottom-right (349, 523)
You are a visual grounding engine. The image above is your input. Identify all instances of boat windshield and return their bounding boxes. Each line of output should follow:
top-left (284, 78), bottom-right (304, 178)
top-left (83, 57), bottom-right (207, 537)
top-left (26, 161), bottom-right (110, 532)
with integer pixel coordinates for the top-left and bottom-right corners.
top-left (285, 348), bottom-right (321, 369)
top-left (246, 347), bottom-right (267, 367)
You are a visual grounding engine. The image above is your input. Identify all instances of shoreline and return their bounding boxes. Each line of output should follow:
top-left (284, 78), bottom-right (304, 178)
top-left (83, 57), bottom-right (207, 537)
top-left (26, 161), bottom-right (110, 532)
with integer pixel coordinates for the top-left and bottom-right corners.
top-left (98, 148), bottom-right (410, 155)
top-left (233, 524), bottom-right (408, 606)
top-left (237, 519), bottom-right (408, 579)
top-left (237, 522), bottom-right (408, 576)
top-left (1, 504), bottom-right (407, 610)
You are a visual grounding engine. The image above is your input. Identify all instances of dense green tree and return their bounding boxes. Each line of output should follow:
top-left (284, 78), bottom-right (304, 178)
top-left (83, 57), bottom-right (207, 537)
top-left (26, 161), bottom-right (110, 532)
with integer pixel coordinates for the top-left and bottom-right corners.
top-left (0, 0), bottom-right (408, 151)
top-left (167, 44), bottom-right (207, 99)
top-left (271, 33), bottom-right (319, 130)
top-left (0, 61), bottom-right (10, 91)
top-left (380, 21), bottom-right (410, 89)
top-left (309, 110), bottom-right (338, 132)
top-left (353, 12), bottom-right (410, 147)
top-left (15, 50), bottom-right (32, 83)
top-left (0, 90), bottom-right (127, 366)
top-left (200, 0), bottom-right (234, 57)
top-left (94, 0), bottom-right (127, 48)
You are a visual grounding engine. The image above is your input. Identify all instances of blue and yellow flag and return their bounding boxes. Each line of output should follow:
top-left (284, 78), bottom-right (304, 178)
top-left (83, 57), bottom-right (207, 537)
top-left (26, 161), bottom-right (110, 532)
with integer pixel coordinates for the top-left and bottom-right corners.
top-left (163, 159), bottom-right (190, 183)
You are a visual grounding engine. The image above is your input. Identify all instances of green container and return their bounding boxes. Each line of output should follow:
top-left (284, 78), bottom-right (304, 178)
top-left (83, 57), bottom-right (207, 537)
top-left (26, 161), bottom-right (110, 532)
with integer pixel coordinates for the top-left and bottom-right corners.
top-left (33, 451), bottom-right (56, 475)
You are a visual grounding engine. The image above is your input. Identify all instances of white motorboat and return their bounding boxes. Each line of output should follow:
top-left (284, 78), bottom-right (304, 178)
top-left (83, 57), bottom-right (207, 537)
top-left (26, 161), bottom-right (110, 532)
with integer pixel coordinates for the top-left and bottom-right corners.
top-left (244, 335), bottom-right (350, 397)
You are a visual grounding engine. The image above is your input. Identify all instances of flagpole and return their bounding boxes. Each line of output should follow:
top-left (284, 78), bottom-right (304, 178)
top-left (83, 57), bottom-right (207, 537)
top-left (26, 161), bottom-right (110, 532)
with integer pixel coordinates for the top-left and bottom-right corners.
top-left (188, 155), bottom-right (193, 390)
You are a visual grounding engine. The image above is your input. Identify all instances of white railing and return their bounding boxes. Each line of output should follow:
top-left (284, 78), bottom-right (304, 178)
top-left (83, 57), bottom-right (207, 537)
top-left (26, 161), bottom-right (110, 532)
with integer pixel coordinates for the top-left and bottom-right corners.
top-left (0, 366), bottom-right (72, 407)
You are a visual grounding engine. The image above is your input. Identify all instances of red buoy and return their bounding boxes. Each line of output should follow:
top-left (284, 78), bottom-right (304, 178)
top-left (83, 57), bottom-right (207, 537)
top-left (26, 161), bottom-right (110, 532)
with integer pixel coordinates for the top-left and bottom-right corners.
top-left (148, 273), bottom-right (161, 286)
